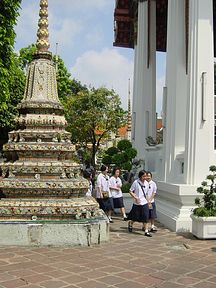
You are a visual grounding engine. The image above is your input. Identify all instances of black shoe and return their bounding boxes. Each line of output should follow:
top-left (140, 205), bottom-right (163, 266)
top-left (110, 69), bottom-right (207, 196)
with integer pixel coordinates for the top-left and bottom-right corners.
top-left (128, 225), bottom-right (133, 233)
top-left (144, 232), bottom-right (152, 237)
top-left (108, 217), bottom-right (113, 223)
top-left (150, 227), bottom-right (157, 232)
top-left (123, 217), bottom-right (128, 221)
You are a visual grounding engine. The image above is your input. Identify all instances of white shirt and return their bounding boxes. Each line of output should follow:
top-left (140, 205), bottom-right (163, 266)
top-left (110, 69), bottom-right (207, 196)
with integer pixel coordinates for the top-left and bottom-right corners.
top-left (96, 173), bottom-right (111, 198)
top-left (129, 179), bottom-right (148, 205)
top-left (146, 180), bottom-right (157, 203)
top-left (109, 176), bottom-right (122, 198)
top-left (86, 180), bottom-right (93, 197)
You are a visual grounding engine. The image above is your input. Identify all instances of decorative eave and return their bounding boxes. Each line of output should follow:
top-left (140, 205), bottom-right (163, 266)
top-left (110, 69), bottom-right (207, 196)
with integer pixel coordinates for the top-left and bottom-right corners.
top-left (113, 0), bottom-right (136, 48)
top-left (113, 0), bottom-right (168, 52)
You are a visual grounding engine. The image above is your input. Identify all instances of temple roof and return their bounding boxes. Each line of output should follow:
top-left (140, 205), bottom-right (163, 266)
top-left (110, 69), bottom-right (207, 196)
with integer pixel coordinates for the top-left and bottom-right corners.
top-left (113, 0), bottom-right (136, 48)
top-left (113, 0), bottom-right (167, 51)
top-left (114, 0), bottom-right (216, 56)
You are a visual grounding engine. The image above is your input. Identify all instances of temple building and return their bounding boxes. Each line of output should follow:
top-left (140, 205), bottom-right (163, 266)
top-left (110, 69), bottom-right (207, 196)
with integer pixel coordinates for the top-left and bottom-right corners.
top-left (114, 0), bottom-right (215, 232)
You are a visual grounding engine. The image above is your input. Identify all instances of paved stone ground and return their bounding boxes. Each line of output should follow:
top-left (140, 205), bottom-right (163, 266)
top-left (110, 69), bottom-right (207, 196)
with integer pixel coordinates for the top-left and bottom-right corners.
top-left (0, 217), bottom-right (215, 288)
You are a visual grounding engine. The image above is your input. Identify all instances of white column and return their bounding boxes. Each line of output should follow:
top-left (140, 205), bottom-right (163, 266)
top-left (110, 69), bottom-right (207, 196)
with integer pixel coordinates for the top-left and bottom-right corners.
top-left (132, 46), bottom-right (139, 143)
top-left (184, 0), bottom-right (215, 184)
top-left (131, 0), bottom-right (156, 161)
top-left (163, 0), bottom-right (188, 183)
top-left (156, 0), bottom-right (215, 232)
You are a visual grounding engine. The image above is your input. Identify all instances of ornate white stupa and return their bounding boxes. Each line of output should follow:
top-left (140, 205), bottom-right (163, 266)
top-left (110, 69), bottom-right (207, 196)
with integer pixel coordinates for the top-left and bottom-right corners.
top-left (0, 0), bottom-right (109, 246)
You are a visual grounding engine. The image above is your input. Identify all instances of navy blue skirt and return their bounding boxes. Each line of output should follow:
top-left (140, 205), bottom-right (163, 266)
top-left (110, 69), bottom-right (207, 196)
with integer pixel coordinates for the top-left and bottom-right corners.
top-left (97, 197), bottom-right (114, 212)
top-left (149, 202), bottom-right (157, 219)
top-left (113, 197), bottom-right (124, 208)
top-left (127, 203), bottom-right (149, 223)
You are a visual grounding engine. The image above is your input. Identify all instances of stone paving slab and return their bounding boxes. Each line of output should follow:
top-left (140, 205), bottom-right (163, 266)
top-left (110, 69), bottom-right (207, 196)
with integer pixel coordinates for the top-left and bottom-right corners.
top-left (0, 216), bottom-right (215, 287)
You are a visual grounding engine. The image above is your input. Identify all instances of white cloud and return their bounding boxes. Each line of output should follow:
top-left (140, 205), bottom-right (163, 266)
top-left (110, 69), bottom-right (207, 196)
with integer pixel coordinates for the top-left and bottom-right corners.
top-left (71, 48), bottom-right (134, 109)
top-left (49, 18), bottom-right (83, 51)
top-left (15, 0), bottom-right (110, 60)
top-left (51, 0), bottom-right (111, 13)
top-left (84, 29), bottom-right (104, 47)
top-left (15, 1), bottom-right (84, 51)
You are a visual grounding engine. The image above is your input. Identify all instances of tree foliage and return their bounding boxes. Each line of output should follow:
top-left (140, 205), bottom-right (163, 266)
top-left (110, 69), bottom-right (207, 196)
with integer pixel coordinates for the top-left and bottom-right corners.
top-left (0, 0), bottom-right (23, 144)
top-left (102, 139), bottom-right (137, 171)
top-left (0, 0), bottom-right (21, 69)
top-left (19, 44), bottom-right (37, 70)
top-left (64, 87), bottom-right (126, 167)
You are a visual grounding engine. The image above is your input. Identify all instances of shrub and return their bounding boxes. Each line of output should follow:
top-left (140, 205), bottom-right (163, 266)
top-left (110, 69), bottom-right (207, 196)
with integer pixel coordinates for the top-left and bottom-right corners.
top-left (193, 165), bottom-right (216, 217)
top-left (121, 182), bottom-right (131, 193)
top-left (122, 161), bottom-right (132, 171)
top-left (106, 147), bottom-right (119, 156)
top-left (125, 147), bottom-right (137, 160)
top-left (101, 140), bottom-right (138, 179)
top-left (102, 155), bottom-right (112, 165)
top-left (117, 139), bottom-right (132, 151)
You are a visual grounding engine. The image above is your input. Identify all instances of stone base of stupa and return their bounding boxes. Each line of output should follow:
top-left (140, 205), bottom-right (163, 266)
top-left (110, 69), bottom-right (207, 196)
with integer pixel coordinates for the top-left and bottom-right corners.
top-left (0, 197), bottom-right (109, 246)
top-left (0, 216), bottom-right (109, 246)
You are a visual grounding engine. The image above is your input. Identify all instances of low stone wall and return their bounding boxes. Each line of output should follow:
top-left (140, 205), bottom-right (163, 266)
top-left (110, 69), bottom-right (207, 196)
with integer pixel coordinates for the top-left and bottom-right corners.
top-left (0, 217), bottom-right (109, 247)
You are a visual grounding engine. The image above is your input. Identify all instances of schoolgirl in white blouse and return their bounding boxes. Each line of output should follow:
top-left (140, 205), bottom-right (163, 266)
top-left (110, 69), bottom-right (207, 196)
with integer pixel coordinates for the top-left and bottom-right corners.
top-left (127, 170), bottom-right (152, 237)
top-left (146, 171), bottom-right (157, 232)
top-left (109, 167), bottom-right (127, 220)
top-left (83, 169), bottom-right (93, 197)
top-left (96, 165), bottom-right (114, 223)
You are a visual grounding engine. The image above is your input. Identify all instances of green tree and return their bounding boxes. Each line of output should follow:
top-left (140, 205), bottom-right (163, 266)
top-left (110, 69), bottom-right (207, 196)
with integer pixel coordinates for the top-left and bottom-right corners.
top-left (0, 0), bottom-right (21, 69)
top-left (0, 0), bottom-right (23, 145)
top-left (65, 87), bottom-right (126, 167)
top-left (19, 44), bottom-right (37, 70)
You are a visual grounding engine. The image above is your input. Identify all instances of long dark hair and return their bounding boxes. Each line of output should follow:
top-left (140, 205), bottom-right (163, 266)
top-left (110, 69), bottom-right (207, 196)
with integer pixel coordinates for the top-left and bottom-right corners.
top-left (138, 170), bottom-right (146, 179)
top-left (100, 165), bottom-right (107, 172)
top-left (112, 166), bottom-right (121, 176)
top-left (146, 171), bottom-right (152, 177)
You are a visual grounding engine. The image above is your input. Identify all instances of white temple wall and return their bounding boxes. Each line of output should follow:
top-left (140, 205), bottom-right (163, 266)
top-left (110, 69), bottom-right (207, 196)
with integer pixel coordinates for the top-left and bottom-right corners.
top-left (184, 0), bottom-right (215, 185)
top-left (155, 0), bottom-right (216, 232)
top-left (131, 0), bottom-right (216, 232)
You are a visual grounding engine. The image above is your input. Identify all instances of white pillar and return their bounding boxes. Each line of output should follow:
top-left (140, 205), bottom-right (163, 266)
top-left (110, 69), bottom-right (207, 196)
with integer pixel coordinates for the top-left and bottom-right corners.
top-left (184, 0), bottom-right (215, 185)
top-left (163, 0), bottom-right (188, 183)
top-left (156, 0), bottom-right (215, 232)
top-left (132, 0), bottom-right (156, 162)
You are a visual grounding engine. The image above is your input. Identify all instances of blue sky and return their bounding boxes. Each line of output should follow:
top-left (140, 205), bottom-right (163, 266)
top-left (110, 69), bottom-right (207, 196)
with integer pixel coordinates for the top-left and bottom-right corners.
top-left (15, 0), bottom-right (166, 113)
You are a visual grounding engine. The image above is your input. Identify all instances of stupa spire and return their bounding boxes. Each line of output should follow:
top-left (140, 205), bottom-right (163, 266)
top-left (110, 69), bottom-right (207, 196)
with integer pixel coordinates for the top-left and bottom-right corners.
top-left (127, 78), bottom-right (132, 133)
top-left (36, 0), bottom-right (50, 52)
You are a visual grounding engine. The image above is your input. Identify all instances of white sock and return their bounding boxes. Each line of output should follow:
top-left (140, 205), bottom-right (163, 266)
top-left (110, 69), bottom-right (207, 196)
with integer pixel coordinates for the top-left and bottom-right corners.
top-left (145, 229), bottom-right (148, 233)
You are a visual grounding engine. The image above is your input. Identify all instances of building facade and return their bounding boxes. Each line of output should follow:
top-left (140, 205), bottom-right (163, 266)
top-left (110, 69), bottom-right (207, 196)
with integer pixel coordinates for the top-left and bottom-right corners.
top-left (114, 0), bottom-right (216, 231)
